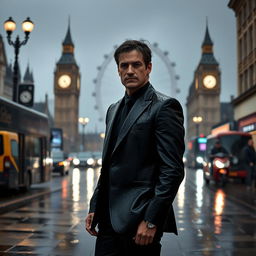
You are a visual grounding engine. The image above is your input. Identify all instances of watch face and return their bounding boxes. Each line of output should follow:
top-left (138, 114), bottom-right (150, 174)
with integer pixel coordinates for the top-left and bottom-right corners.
top-left (20, 91), bottom-right (32, 103)
top-left (58, 74), bottom-right (71, 88)
top-left (203, 75), bottom-right (217, 89)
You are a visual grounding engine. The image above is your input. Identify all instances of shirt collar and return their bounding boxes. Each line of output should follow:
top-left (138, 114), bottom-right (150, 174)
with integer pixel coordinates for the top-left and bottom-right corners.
top-left (124, 82), bottom-right (150, 104)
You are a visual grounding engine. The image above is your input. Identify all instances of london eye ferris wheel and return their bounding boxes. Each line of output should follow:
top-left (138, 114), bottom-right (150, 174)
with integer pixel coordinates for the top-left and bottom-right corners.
top-left (92, 41), bottom-right (180, 122)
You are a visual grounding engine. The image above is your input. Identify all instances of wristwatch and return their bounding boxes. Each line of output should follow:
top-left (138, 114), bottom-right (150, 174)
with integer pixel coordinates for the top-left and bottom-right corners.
top-left (146, 222), bottom-right (156, 229)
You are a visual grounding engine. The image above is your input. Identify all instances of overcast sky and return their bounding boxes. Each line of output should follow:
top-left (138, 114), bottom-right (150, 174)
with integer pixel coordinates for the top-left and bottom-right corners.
top-left (0, 0), bottom-right (236, 133)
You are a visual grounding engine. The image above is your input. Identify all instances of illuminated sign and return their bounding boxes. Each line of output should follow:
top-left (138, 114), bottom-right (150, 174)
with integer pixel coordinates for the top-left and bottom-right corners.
top-left (242, 123), bottom-right (255, 132)
top-left (199, 143), bottom-right (206, 151)
top-left (211, 123), bottom-right (230, 135)
top-left (198, 137), bottom-right (207, 143)
top-left (50, 128), bottom-right (63, 149)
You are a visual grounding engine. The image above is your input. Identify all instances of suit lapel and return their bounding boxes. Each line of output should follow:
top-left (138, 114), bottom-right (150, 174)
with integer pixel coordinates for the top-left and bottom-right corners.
top-left (112, 96), bottom-right (152, 156)
top-left (102, 100), bottom-right (122, 162)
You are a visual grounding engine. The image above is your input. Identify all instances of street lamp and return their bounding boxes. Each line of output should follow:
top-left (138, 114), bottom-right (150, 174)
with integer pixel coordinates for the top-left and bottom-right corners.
top-left (193, 116), bottom-right (203, 137)
top-left (99, 132), bottom-right (105, 139)
top-left (4, 17), bottom-right (34, 102)
top-left (79, 117), bottom-right (89, 151)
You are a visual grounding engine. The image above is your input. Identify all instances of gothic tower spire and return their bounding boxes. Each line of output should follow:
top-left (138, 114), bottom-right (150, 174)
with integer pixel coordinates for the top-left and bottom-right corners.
top-left (58, 18), bottom-right (76, 64)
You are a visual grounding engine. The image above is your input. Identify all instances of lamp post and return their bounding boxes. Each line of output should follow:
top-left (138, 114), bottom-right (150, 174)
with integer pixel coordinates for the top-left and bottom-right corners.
top-left (79, 117), bottom-right (89, 151)
top-left (193, 116), bottom-right (203, 137)
top-left (4, 17), bottom-right (34, 102)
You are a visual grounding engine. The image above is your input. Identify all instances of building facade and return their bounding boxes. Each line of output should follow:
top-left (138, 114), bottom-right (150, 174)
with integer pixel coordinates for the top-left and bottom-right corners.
top-left (54, 23), bottom-right (81, 153)
top-left (186, 24), bottom-right (221, 140)
top-left (228, 0), bottom-right (256, 144)
top-left (0, 34), bottom-right (12, 100)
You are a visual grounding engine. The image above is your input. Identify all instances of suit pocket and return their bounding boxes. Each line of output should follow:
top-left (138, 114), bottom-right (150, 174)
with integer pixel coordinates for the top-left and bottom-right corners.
top-left (130, 188), bottom-right (152, 215)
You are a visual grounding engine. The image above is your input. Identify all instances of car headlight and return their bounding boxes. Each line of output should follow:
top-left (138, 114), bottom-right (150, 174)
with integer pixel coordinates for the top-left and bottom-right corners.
top-left (196, 156), bottom-right (204, 164)
top-left (87, 158), bottom-right (94, 166)
top-left (182, 156), bottom-right (187, 163)
top-left (46, 157), bottom-right (53, 165)
top-left (97, 158), bottom-right (102, 166)
top-left (73, 158), bottom-right (80, 166)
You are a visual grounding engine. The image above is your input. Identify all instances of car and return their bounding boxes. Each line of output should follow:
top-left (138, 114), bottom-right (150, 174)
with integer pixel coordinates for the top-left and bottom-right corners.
top-left (74, 151), bottom-right (95, 168)
top-left (51, 150), bottom-right (69, 176)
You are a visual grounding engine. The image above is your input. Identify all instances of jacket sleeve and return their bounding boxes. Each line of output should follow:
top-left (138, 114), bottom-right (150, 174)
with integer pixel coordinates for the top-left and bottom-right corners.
top-left (144, 98), bottom-right (185, 226)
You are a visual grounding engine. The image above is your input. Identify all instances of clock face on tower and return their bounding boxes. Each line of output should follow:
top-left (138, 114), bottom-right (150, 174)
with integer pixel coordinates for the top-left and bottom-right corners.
top-left (19, 90), bottom-right (32, 103)
top-left (203, 75), bottom-right (217, 89)
top-left (58, 74), bottom-right (71, 88)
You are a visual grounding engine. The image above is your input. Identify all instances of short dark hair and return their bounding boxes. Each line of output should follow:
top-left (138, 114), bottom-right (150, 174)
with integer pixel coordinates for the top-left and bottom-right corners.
top-left (114, 40), bottom-right (152, 67)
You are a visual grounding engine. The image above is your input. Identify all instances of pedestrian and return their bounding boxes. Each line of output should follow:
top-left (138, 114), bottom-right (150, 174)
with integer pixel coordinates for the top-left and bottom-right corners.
top-left (210, 140), bottom-right (228, 156)
top-left (242, 138), bottom-right (256, 190)
top-left (85, 40), bottom-right (185, 256)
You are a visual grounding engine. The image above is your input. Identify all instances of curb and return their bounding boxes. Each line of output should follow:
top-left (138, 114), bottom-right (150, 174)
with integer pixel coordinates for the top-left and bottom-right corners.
top-left (0, 186), bottom-right (62, 214)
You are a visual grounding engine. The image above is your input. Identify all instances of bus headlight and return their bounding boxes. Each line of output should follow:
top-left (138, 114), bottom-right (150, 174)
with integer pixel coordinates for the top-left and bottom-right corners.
top-left (87, 158), bottom-right (94, 166)
top-left (196, 156), bottom-right (204, 164)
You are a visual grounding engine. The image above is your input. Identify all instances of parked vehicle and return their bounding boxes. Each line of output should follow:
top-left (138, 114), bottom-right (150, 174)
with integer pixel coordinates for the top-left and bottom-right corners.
top-left (203, 152), bottom-right (230, 186)
top-left (51, 151), bottom-right (69, 176)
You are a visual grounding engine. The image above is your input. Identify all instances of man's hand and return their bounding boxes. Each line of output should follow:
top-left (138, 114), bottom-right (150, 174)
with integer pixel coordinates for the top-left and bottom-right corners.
top-left (85, 213), bottom-right (98, 236)
top-left (134, 220), bottom-right (157, 245)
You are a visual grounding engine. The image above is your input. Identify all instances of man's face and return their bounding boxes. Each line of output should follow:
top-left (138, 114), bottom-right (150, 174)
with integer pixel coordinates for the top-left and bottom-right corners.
top-left (117, 50), bottom-right (152, 95)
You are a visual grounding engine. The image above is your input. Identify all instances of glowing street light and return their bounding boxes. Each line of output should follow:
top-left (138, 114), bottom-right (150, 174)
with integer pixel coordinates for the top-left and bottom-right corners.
top-left (79, 117), bottom-right (89, 151)
top-left (4, 17), bottom-right (34, 102)
top-left (193, 116), bottom-right (203, 136)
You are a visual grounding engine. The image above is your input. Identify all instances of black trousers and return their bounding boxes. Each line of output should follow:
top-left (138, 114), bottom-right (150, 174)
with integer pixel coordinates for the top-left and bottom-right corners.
top-left (95, 222), bottom-right (162, 256)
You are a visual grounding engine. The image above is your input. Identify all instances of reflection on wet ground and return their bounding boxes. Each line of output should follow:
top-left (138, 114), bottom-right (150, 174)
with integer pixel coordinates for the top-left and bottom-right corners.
top-left (0, 167), bottom-right (255, 255)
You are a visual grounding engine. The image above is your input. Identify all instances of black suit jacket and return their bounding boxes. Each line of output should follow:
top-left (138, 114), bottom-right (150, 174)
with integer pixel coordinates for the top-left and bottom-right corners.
top-left (89, 84), bottom-right (185, 235)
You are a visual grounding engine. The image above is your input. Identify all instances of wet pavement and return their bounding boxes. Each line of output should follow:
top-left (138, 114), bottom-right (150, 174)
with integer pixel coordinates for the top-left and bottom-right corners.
top-left (0, 167), bottom-right (255, 256)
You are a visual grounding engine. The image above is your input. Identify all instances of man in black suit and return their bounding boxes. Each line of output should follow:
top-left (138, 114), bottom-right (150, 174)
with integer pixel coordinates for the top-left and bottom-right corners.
top-left (85, 40), bottom-right (185, 256)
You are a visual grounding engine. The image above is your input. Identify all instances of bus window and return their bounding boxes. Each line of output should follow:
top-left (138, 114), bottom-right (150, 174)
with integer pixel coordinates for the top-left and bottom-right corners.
top-left (25, 136), bottom-right (41, 157)
top-left (0, 135), bottom-right (3, 155)
top-left (220, 135), bottom-right (250, 161)
top-left (206, 138), bottom-right (218, 158)
top-left (11, 140), bottom-right (19, 166)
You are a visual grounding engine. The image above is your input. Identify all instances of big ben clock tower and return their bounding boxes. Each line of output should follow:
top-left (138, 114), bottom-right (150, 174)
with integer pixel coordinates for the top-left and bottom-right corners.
top-left (186, 23), bottom-right (221, 140)
top-left (54, 22), bottom-right (80, 152)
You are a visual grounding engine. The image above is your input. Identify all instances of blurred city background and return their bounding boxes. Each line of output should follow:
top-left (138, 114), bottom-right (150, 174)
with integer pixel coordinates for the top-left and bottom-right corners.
top-left (0, 0), bottom-right (255, 255)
